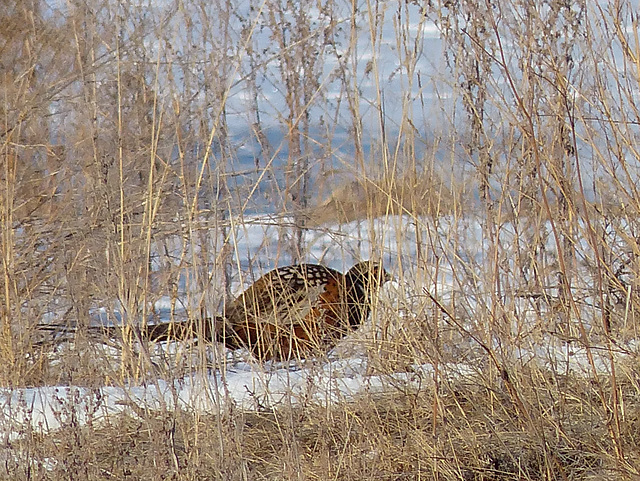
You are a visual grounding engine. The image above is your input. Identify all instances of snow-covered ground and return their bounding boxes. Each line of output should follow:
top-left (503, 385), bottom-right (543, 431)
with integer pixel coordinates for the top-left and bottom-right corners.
top-left (5, 0), bottom-right (640, 456)
top-left (2, 214), bottom-right (638, 444)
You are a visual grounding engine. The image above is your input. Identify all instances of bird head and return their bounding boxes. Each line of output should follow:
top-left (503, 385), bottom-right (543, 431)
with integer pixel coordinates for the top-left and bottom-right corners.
top-left (346, 260), bottom-right (392, 290)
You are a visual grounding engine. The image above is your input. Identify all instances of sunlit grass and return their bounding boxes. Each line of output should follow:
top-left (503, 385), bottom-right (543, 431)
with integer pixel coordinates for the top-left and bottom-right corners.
top-left (3, 0), bottom-right (640, 479)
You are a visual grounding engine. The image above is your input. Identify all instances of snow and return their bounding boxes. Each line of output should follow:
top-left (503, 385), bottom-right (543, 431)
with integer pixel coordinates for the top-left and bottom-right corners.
top-left (2, 214), bottom-right (638, 443)
top-left (0, 355), bottom-right (433, 442)
top-left (4, 0), bottom-right (640, 449)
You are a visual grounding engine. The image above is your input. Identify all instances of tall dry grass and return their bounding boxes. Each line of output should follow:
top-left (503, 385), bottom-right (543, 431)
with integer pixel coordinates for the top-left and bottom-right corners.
top-left (3, 0), bottom-right (640, 479)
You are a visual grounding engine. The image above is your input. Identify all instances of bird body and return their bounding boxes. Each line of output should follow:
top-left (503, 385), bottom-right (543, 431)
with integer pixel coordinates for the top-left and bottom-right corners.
top-left (217, 261), bottom-right (389, 360)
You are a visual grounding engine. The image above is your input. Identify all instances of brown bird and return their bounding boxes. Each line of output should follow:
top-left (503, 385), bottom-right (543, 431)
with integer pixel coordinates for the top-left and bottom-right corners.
top-left (41, 261), bottom-right (391, 362)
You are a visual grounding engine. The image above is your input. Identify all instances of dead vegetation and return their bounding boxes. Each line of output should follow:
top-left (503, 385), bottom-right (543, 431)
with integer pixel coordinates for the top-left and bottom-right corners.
top-left (4, 0), bottom-right (640, 479)
top-left (8, 372), bottom-right (640, 480)
top-left (302, 169), bottom-right (456, 227)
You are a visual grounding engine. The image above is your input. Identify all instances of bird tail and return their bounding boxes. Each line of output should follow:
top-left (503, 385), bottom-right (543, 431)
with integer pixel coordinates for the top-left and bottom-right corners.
top-left (36, 317), bottom-right (224, 346)
top-left (134, 318), bottom-right (215, 343)
top-left (126, 317), bottom-right (242, 351)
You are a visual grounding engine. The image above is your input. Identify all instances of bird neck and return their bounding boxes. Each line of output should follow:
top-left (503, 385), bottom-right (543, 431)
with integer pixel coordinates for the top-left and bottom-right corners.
top-left (344, 276), bottom-right (371, 328)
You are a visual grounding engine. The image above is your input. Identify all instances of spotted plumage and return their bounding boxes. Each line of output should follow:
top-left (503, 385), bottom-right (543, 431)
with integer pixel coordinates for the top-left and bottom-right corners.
top-left (215, 261), bottom-right (390, 360)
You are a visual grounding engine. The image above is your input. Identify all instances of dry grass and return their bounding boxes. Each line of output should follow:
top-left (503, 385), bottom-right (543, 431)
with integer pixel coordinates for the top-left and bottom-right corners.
top-left (7, 372), bottom-right (640, 480)
top-left (302, 169), bottom-right (456, 227)
top-left (4, 0), bottom-right (640, 479)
